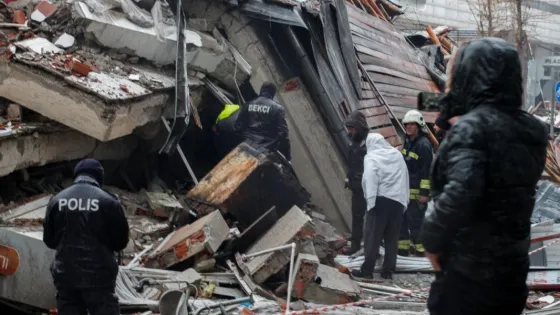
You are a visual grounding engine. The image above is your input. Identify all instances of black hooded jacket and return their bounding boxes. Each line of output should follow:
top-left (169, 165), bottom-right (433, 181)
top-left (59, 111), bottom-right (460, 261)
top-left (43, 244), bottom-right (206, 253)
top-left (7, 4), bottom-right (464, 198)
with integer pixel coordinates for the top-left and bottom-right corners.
top-left (234, 94), bottom-right (291, 160)
top-left (344, 111), bottom-right (369, 191)
top-left (421, 38), bottom-right (548, 285)
top-left (43, 175), bottom-right (130, 289)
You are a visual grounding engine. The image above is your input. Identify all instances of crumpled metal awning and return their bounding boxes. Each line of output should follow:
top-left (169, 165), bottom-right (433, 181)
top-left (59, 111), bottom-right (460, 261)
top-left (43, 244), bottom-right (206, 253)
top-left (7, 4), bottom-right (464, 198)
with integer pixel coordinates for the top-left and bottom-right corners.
top-left (240, 0), bottom-right (307, 29)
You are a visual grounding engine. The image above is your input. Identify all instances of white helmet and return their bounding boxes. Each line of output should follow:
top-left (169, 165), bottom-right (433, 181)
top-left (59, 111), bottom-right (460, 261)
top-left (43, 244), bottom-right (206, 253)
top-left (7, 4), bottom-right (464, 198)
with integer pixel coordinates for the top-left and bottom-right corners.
top-left (402, 110), bottom-right (426, 127)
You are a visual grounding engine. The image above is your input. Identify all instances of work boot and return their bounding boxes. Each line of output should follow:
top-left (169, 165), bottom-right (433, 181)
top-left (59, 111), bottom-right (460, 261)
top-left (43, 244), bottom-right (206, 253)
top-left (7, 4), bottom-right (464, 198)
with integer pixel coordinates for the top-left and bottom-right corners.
top-left (351, 269), bottom-right (373, 281)
top-left (398, 249), bottom-right (410, 257)
top-left (380, 270), bottom-right (393, 280)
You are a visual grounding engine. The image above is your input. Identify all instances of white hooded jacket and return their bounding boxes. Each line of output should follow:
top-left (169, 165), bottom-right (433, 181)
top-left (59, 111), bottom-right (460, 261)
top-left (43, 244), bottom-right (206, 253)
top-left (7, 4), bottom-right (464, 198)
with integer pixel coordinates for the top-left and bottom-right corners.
top-left (362, 133), bottom-right (410, 211)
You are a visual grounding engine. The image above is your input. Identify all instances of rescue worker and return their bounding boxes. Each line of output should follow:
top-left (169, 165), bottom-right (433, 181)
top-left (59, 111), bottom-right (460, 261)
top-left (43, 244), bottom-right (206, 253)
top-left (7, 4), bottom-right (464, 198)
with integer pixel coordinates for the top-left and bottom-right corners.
top-left (351, 133), bottom-right (409, 280)
top-left (43, 159), bottom-right (130, 315)
top-left (421, 38), bottom-right (548, 315)
top-left (399, 110), bottom-right (433, 257)
top-left (213, 103), bottom-right (243, 158)
top-left (343, 111), bottom-right (369, 255)
top-left (234, 82), bottom-right (291, 161)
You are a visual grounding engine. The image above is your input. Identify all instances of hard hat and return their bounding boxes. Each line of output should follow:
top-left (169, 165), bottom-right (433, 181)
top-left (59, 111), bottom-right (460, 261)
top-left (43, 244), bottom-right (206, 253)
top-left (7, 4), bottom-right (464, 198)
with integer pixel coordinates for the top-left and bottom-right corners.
top-left (402, 110), bottom-right (426, 127)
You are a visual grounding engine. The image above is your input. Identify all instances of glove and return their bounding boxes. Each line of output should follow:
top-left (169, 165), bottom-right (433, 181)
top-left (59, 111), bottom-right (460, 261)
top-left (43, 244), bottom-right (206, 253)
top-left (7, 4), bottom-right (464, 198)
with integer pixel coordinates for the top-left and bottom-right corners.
top-left (344, 178), bottom-right (349, 190)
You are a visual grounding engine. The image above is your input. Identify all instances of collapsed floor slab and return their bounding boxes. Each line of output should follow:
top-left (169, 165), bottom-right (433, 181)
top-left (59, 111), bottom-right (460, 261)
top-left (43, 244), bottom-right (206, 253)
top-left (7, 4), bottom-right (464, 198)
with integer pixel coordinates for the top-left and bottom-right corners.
top-left (0, 61), bottom-right (168, 142)
top-left (0, 126), bottom-right (138, 177)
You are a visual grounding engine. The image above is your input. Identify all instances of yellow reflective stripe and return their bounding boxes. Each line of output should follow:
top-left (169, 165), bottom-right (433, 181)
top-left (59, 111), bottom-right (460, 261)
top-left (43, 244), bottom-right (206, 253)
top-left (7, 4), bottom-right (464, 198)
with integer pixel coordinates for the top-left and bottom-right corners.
top-left (401, 148), bottom-right (407, 155)
top-left (398, 240), bottom-right (410, 250)
top-left (216, 104), bottom-right (240, 124)
top-left (415, 243), bottom-right (425, 253)
top-left (410, 188), bottom-right (420, 200)
top-left (409, 152), bottom-right (419, 160)
top-left (420, 179), bottom-right (431, 190)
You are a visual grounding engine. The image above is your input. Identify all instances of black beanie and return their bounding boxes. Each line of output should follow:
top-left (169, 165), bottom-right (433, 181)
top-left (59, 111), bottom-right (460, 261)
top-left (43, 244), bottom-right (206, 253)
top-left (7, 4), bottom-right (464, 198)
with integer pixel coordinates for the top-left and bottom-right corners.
top-left (74, 158), bottom-right (104, 184)
top-left (259, 82), bottom-right (277, 99)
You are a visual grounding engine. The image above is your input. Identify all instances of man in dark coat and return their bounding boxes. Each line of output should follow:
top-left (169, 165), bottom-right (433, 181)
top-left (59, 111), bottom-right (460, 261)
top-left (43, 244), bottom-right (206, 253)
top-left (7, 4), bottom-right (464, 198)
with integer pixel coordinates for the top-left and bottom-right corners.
top-left (235, 82), bottom-right (291, 161)
top-left (421, 38), bottom-right (549, 315)
top-left (343, 111), bottom-right (369, 255)
top-left (213, 103), bottom-right (243, 158)
top-left (43, 159), bottom-right (130, 315)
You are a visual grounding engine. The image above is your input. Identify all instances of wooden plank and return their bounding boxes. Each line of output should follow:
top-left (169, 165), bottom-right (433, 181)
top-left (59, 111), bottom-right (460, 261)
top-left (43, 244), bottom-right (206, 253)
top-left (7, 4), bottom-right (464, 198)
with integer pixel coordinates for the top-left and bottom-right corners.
top-left (349, 23), bottom-right (402, 53)
top-left (356, 51), bottom-right (432, 80)
top-left (346, 4), bottom-right (404, 42)
top-left (370, 73), bottom-right (437, 92)
top-left (376, 83), bottom-right (423, 98)
top-left (359, 99), bottom-right (383, 108)
top-left (365, 113), bottom-right (392, 128)
top-left (373, 126), bottom-right (399, 138)
top-left (353, 37), bottom-right (425, 69)
top-left (364, 84), bottom-right (424, 99)
top-left (365, 64), bottom-right (428, 85)
top-left (382, 95), bottom-right (417, 108)
top-left (358, 106), bottom-right (388, 116)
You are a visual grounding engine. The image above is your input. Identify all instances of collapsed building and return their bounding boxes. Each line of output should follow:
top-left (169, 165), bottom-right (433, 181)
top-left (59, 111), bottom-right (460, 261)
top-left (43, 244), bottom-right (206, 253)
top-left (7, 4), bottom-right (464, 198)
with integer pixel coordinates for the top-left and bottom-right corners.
top-left (0, 0), bottom-right (522, 314)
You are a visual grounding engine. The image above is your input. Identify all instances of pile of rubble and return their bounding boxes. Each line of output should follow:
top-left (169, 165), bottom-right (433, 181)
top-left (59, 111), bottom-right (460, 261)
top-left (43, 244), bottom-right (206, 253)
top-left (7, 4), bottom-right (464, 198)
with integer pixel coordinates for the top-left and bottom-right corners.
top-left (0, 143), bottom-right (435, 315)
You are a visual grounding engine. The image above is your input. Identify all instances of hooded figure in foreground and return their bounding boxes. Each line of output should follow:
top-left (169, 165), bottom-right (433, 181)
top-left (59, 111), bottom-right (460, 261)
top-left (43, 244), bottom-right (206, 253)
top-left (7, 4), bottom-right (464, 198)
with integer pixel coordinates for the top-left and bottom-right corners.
top-left (343, 111), bottom-right (370, 255)
top-left (43, 159), bottom-right (130, 315)
top-left (421, 38), bottom-right (548, 315)
top-left (351, 133), bottom-right (409, 280)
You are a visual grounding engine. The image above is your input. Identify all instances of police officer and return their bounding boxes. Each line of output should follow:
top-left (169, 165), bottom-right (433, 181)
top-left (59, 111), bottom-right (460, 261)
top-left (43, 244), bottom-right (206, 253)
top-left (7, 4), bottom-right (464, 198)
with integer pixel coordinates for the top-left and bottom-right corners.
top-left (399, 110), bottom-right (433, 257)
top-left (213, 103), bottom-right (243, 158)
top-left (43, 159), bottom-right (129, 315)
top-left (234, 82), bottom-right (291, 161)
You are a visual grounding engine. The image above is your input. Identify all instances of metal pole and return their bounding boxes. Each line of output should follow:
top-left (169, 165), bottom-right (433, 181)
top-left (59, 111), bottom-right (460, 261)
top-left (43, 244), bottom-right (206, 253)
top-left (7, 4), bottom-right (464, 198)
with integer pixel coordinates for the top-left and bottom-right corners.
top-left (161, 116), bottom-right (199, 184)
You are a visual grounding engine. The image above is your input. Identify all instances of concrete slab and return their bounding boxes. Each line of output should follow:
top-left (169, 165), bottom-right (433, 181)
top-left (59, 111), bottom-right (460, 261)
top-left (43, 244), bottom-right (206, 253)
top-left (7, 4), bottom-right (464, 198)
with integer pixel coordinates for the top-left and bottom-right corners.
top-left (0, 62), bottom-right (168, 141)
top-left (0, 128), bottom-right (138, 177)
top-left (239, 206), bottom-right (315, 284)
top-left (301, 264), bottom-right (361, 305)
top-left (144, 210), bottom-right (229, 269)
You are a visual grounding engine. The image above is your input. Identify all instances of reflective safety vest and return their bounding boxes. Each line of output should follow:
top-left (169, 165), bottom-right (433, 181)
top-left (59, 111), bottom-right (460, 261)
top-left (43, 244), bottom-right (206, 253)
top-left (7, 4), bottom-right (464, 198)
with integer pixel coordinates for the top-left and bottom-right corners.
top-left (401, 134), bottom-right (433, 200)
top-left (216, 104), bottom-right (240, 124)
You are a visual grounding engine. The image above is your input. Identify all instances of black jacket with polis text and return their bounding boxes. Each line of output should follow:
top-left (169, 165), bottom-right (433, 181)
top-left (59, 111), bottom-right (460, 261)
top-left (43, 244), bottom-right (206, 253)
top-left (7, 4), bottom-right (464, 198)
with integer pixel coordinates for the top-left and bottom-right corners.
top-left (344, 111), bottom-right (369, 191)
top-left (234, 96), bottom-right (291, 160)
top-left (43, 175), bottom-right (130, 289)
top-left (421, 38), bottom-right (548, 285)
top-left (401, 134), bottom-right (433, 200)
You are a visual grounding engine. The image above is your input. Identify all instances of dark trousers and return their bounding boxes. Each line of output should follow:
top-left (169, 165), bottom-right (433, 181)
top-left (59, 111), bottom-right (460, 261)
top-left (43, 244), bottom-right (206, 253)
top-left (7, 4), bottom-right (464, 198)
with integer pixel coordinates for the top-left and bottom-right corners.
top-left (360, 197), bottom-right (404, 274)
top-left (56, 288), bottom-right (120, 315)
top-left (350, 189), bottom-right (367, 250)
top-left (428, 269), bottom-right (528, 315)
top-left (399, 200), bottom-right (427, 251)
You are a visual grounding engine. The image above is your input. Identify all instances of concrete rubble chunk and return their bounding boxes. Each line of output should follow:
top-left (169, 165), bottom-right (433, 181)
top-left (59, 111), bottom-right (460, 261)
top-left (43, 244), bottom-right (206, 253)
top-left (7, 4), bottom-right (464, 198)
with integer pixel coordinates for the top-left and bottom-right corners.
top-left (291, 253), bottom-right (320, 299)
top-left (14, 37), bottom-right (62, 54)
top-left (301, 264), bottom-right (361, 305)
top-left (144, 191), bottom-right (183, 219)
top-left (187, 143), bottom-right (310, 231)
top-left (54, 33), bottom-right (75, 49)
top-left (144, 210), bottom-right (229, 269)
top-left (238, 206), bottom-right (315, 284)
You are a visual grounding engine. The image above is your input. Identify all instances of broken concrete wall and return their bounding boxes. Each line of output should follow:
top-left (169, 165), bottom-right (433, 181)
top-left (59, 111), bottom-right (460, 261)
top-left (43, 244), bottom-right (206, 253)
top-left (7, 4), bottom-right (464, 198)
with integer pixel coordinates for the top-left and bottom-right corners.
top-left (239, 206), bottom-right (315, 284)
top-left (0, 62), bottom-right (168, 142)
top-left (0, 129), bottom-right (138, 177)
top-left (183, 0), bottom-right (352, 233)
